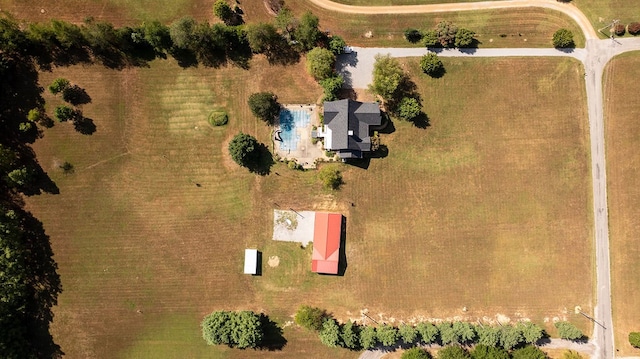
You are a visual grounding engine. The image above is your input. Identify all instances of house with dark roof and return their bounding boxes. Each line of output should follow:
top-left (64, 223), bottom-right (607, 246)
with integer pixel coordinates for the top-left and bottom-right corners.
top-left (318, 99), bottom-right (382, 160)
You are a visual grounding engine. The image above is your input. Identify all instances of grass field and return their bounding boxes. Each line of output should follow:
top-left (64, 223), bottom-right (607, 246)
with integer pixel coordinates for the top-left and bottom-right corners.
top-left (604, 51), bottom-right (640, 356)
top-left (25, 53), bottom-right (594, 358)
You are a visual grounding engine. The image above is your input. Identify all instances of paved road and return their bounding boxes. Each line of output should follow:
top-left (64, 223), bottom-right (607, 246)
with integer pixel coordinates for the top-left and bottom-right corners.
top-left (315, 1), bottom-right (640, 358)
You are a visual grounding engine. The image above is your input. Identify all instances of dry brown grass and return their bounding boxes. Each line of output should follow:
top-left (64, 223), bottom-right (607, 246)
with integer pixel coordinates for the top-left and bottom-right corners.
top-left (603, 51), bottom-right (640, 356)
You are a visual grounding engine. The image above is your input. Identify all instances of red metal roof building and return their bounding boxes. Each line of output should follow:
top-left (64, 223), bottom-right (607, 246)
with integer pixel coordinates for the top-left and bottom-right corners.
top-left (311, 212), bottom-right (342, 274)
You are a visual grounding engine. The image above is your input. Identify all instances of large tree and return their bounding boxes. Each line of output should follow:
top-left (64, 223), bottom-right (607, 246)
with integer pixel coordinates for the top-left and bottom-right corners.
top-left (438, 322), bottom-right (461, 345)
top-left (228, 133), bottom-right (259, 168)
top-left (376, 325), bottom-right (399, 346)
top-left (499, 324), bottom-right (523, 350)
top-left (245, 22), bottom-right (280, 54)
top-left (420, 52), bottom-right (444, 77)
top-left (399, 324), bottom-right (418, 344)
top-left (306, 47), bottom-right (335, 80)
top-left (169, 16), bottom-right (197, 50)
top-left (360, 325), bottom-right (378, 349)
top-left (518, 322), bottom-right (544, 344)
top-left (341, 321), bottom-right (360, 350)
top-left (476, 326), bottom-right (500, 347)
top-left (201, 310), bottom-right (263, 349)
top-left (417, 322), bottom-right (439, 344)
top-left (552, 28), bottom-right (574, 48)
top-left (435, 21), bottom-right (458, 47)
top-left (294, 11), bottom-right (321, 51)
top-left (247, 92), bottom-right (280, 124)
top-left (369, 54), bottom-right (405, 103)
top-left (294, 305), bottom-right (326, 331)
top-left (320, 75), bottom-right (344, 101)
top-left (319, 318), bottom-right (341, 347)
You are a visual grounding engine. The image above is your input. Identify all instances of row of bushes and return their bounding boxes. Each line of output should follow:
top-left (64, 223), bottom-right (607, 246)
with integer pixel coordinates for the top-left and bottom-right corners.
top-left (613, 22), bottom-right (640, 36)
top-left (295, 305), bottom-right (585, 351)
top-left (401, 344), bottom-right (585, 359)
top-left (404, 21), bottom-right (476, 48)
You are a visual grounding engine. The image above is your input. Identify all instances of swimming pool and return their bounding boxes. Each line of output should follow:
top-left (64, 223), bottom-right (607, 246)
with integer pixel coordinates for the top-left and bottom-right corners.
top-left (277, 108), bottom-right (310, 151)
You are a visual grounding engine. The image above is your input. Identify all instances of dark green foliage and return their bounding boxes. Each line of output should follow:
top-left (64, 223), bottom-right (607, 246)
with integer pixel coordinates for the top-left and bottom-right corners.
top-left (438, 346), bottom-right (471, 359)
top-left (438, 322), bottom-right (460, 345)
top-left (552, 29), bottom-right (574, 48)
top-left (320, 75), bottom-right (344, 102)
top-left (48, 78), bottom-right (70, 95)
top-left (208, 111), bottom-right (228, 126)
top-left (396, 97), bottom-right (421, 121)
top-left (201, 310), bottom-right (263, 349)
top-left (499, 325), bottom-right (523, 350)
top-left (319, 318), bottom-right (341, 347)
top-left (169, 16), bottom-right (197, 50)
top-left (0, 16), bottom-right (27, 55)
top-left (628, 23), bottom-right (640, 35)
top-left (142, 20), bottom-right (172, 54)
top-left (404, 28), bottom-right (423, 43)
top-left (7, 167), bottom-right (35, 187)
top-left (476, 326), bottom-right (501, 347)
top-left (471, 344), bottom-right (510, 359)
top-left (360, 325), bottom-right (378, 349)
top-left (435, 21), bottom-right (458, 47)
top-left (369, 54), bottom-right (405, 102)
top-left (294, 305), bottom-right (326, 331)
top-left (53, 105), bottom-right (76, 122)
top-left (294, 11), bottom-right (321, 51)
top-left (403, 347), bottom-right (432, 359)
top-left (213, 0), bottom-right (234, 24)
top-left (306, 47), bottom-right (335, 80)
top-left (453, 322), bottom-right (476, 344)
top-left (377, 324), bottom-right (399, 346)
top-left (417, 322), bottom-right (439, 344)
top-left (341, 321), bottom-right (360, 350)
top-left (318, 166), bottom-right (343, 190)
top-left (245, 22), bottom-right (279, 54)
top-left (423, 30), bottom-right (439, 47)
top-left (629, 332), bottom-right (640, 348)
top-left (228, 132), bottom-right (258, 167)
top-left (421, 52), bottom-right (444, 79)
top-left (512, 345), bottom-right (547, 359)
top-left (518, 322), bottom-right (544, 344)
top-left (554, 322), bottom-right (583, 341)
top-left (275, 7), bottom-right (297, 38)
top-left (329, 35), bottom-right (347, 55)
top-left (399, 324), bottom-right (418, 344)
top-left (455, 28), bottom-right (475, 47)
top-left (248, 92), bottom-right (280, 124)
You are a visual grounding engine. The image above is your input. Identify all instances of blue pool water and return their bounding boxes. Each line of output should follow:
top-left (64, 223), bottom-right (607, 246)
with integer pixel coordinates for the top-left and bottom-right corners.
top-left (278, 108), bottom-right (310, 151)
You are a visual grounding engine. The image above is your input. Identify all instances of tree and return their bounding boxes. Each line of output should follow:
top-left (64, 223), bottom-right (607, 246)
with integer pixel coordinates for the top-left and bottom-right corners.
top-left (142, 20), bottom-right (172, 54)
top-left (423, 30), bottom-right (439, 47)
top-left (341, 321), bottom-right (360, 350)
top-left (294, 11), bottom-right (321, 51)
top-left (455, 28), bottom-right (475, 47)
top-left (329, 35), bottom-right (347, 55)
top-left (248, 92), bottom-right (280, 124)
top-left (518, 322), bottom-right (544, 344)
top-left (614, 23), bottom-right (626, 36)
top-left (417, 322), bottom-right (439, 344)
top-left (476, 326), bottom-right (500, 347)
top-left (294, 305), bottom-right (326, 331)
top-left (360, 325), bottom-right (378, 349)
top-left (435, 21), bottom-right (458, 47)
top-left (245, 22), bottom-right (280, 54)
top-left (471, 344), bottom-right (510, 359)
top-left (629, 332), bottom-right (640, 348)
top-left (369, 54), bottom-right (405, 102)
top-left (420, 52), bottom-right (444, 77)
top-left (562, 350), bottom-right (583, 359)
top-left (7, 166), bottom-right (35, 187)
top-left (319, 318), bottom-right (342, 347)
top-left (628, 22), bottom-right (640, 35)
top-left (320, 75), bottom-right (344, 102)
top-left (228, 133), bottom-right (258, 167)
top-left (275, 7), bottom-right (297, 39)
top-left (306, 47), bottom-right (335, 80)
top-left (499, 324), bottom-right (523, 350)
top-left (376, 324), bottom-right (398, 346)
top-left (438, 322), bottom-right (460, 345)
top-left (202, 311), bottom-right (233, 346)
top-left (318, 166), bottom-right (343, 190)
top-left (49, 77), bottom-right (70, 95)
top-left (399, 324), bottom-right (418, 344)
top-left (554, 322), bottom-right (583, 341)
top-left (395, 97), bottom-right (421, 121)
top-left (169, 16), bottom-right (197, 50)
top-left (403, 347), bottom-right (432, 359)
top-left (552, 28), bottom-right (574, 48)
top-left (231, 311), bottom-right (263, 349)
top-left (512, 345), bottom-right (547, 359)
top-left (53, 105), bottom-right (76, 122)
top-left (438, 346), bottom-right (470, 359)
top-left (213, 0), bottom-right (234, 25)
top-left (453, 322), bottom-right (476, 344)
top-left (404, 28), bottom-right (423, 43)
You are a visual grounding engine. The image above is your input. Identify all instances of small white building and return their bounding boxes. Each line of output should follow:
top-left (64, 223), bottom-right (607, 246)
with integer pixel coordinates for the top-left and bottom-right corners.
top-left (244, 249), bottom-right (258, 275)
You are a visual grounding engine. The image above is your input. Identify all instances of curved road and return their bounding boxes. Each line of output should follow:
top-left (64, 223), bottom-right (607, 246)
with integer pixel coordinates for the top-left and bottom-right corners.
top-left (307, 1), bottom-right (640, 359)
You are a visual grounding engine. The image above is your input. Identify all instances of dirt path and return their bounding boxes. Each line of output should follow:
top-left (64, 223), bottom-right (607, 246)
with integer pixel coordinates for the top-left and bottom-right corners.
top-left (307, 0), bottom-right (598, 39)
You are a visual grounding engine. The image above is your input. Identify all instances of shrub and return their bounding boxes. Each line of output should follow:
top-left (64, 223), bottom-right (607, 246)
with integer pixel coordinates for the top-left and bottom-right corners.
top-left (319, 318), bottom-right (342, 347)
top-left (395, 97), bottom-right (421, 121)
top-left (552, 28), bottom-right (574, 48)
top-left (208, 110), bottom-right (228, 126)
top-left (201, 310), bottom-right (263, 349)
top-left (329, 35), bottom-right (347, 55)
top-left (562, 350), bottom-right (583, 359)
top-left (512, 345), bottom-right (547, 359)
top-left (629, 332), bottom-right (640, 348)
top-left (399, 324), bottom-right (418, 344)
top-left (341, 321), bottom-right (361, 350)
top-left (438, 345), bottom-right (470, 359)
top-left (403, 347), bottom-right (432, 359)
top-left (423, 30), bottom-right (439, 47)
top-left (306, 47), bottom-right (336, 80)
top-left (518, 322), bottom-right (544, 344)
top-left (614, 23), bottom-right (626, 36)
top-left (454, 28), bottom-right (475, 47)
top-left (554, 322), bottom-right (583, 341)
top-left (416, 322), bottom-right (439, 344)
top-left (376, 324), bottom-right (398, 346)
top-left (318, 165), bottom-right (343, 190)
top-left (294, 305), bottom-right (326, 331)
top-left (628, 22), bottom-right (640, 35)
top-left (499, 324), bottom-right (523, 350)
top-left (404, 28), bottom-right (423, 43)
top-left (49, 77), bottom-right (70, 95)
top-left (360, 325), bottom-right (378, 349)
top-left (420, 52), bottom-right (444, 77)
top-left (53, 105), bottom-right (76, 122)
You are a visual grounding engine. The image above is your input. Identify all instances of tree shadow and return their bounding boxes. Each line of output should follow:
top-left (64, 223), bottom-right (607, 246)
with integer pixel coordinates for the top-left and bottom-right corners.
top-left (258, 314), bottom-right (287, 351)
top-left (73, 115), bottom-right (97, 135)
top-left (345, 158), bottom-right (370, 169)
top-left (412, 112), bottom-right (430, 129)
top-left (374, 113), bottom-right (396, 134)
top-left (265, 38), bottom-right (300, 66)
top-left (169, 48), bottom-right (199, 68)
top-left (62, 85), bottom-right (91, 106)
top-left (428, 66), bottom-right (447, 79)
top-left (246, 143), bottom-right (275, 175)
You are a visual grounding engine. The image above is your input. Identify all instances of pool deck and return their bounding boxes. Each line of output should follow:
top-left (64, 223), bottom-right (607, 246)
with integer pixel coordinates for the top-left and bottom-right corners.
top-left (274, 105), bottom-right (330, 169)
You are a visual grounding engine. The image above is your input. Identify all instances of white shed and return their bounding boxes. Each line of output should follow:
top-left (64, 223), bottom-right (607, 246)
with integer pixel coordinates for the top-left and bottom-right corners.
top-left (244, 249), bottom-right (258, 275)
